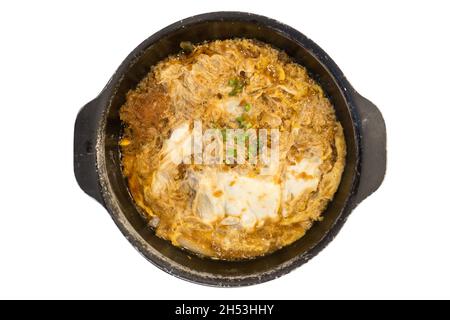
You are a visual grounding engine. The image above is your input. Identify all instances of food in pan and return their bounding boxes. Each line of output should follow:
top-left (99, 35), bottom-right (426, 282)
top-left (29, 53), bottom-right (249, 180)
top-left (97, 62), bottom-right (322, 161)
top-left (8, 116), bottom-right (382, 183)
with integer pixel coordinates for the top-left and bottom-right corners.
top-left (119, 39), bottom-right (346, 260)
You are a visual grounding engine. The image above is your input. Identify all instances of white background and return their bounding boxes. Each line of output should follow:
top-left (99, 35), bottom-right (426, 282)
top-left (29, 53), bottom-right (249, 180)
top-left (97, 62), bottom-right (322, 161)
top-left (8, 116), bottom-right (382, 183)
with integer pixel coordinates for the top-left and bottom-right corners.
top-left (0, 0), bottom-right (449, 300)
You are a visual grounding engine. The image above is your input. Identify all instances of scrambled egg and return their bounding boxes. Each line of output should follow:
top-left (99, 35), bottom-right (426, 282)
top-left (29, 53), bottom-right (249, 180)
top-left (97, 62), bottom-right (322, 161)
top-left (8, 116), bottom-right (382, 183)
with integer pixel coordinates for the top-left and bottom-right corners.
top-left (119, 39), bottom-right (346, 259)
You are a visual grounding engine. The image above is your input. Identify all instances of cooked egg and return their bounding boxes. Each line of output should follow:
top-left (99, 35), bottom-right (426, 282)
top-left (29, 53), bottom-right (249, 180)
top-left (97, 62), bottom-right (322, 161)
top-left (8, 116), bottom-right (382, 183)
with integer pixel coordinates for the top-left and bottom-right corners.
top-left (192, 169), bottom-right (281, 229)
top-left (151, 122), bottom-right (192, 195)
top-left (163, 122), bottom-right (192, 165)
top-left (120, 39), bottom-right (346, 259)
top-left (283, 157), bottom-right (322, 202)
top-left (152, 122), bottom-right (323, 228)
top-left (217, 97), bottom-right (243, 117)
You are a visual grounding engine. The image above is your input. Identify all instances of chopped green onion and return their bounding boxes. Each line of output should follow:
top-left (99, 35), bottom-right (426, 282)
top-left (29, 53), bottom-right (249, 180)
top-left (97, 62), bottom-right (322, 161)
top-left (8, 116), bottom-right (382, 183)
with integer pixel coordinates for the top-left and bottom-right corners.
top-left (227, 148), bottom-right (236, 157)
top-left (244, 103), bottom-right (251, 112)
top-left (228, 79), bottom-right (238, 86)
top-left (228, 78), bottom-right (245, 96)
top-left (235, 115), bottom-right (252, 129)
top-left (221, 129), bottom-right (227, 140)
top-left (180, 41), bottom-right (194, 53)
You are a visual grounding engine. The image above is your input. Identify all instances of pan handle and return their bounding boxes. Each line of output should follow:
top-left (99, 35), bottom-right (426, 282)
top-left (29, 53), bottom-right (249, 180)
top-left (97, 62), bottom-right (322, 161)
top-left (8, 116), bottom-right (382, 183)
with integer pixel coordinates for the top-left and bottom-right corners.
top-left (74, 97), bottom-right (104, 205)
top-left (353, 93), bottom-right (387, 205)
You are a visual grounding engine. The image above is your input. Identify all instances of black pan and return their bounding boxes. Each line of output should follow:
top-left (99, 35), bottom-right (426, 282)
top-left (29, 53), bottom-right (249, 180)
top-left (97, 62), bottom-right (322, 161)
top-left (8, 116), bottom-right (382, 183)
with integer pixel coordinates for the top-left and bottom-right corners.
top-left (74, 11), bottom-right (386, 287)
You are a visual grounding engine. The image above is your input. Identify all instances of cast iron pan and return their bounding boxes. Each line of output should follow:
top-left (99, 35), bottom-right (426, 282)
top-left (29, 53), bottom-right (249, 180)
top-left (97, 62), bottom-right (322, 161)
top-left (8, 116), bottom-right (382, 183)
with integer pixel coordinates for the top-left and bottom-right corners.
top-left (74, 12), bottom-right (386, 287)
